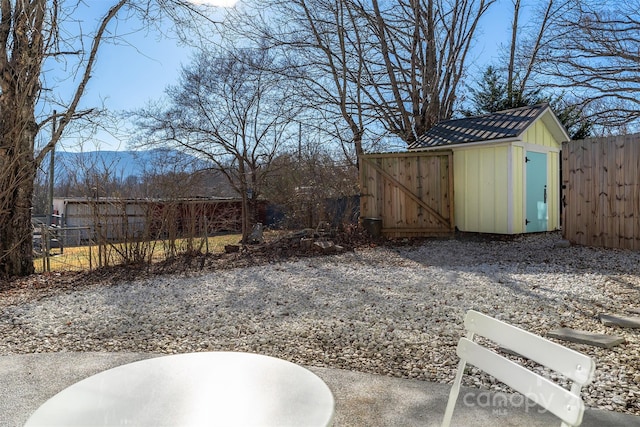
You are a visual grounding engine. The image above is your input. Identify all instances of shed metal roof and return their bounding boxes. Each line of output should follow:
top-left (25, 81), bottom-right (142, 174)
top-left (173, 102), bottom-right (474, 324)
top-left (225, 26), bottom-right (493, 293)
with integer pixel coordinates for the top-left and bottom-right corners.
top-left (409, 104), bottom-right (552, 150)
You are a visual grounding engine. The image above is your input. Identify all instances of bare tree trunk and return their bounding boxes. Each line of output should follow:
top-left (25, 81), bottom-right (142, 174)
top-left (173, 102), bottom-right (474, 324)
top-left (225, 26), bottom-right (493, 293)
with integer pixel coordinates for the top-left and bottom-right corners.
top-left (507, 0), bottom-right (520, 106)
top-left (0, 0), bottom-right (46, 277)
top-left (423, 0), bottom-right (440, 133)
top-left (0, 135), bottom-right (38, 277)
top-left (299, 0), bottom-right (367, 165)
top-left (133, 46), bottom-right (294, 244)
top-left (361, 0), bottom-right (495, 144)
top-left (0, 0), bottom-right (127, 278)
top-left (517, 0), bottom-right (555, 99)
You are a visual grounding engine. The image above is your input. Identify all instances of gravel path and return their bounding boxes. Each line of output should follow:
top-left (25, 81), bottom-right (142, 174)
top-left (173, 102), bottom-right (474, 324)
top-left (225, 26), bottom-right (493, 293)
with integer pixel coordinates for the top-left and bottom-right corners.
top-left (1, 232), bottom-right (639, 415)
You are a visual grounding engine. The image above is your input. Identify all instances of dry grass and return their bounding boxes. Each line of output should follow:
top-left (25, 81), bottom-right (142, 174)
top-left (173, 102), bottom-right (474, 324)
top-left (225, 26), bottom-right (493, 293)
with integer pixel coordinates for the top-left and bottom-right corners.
top-left (34, 234), bottom-right (243, 273)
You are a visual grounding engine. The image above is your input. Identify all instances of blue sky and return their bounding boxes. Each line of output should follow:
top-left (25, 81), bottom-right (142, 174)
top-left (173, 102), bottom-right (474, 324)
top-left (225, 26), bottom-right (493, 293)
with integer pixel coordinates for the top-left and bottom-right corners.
top-left (52, 0), bottom-right (236, 152)
top-left (56, 0), bottom-right (517, 152)
top-left (81, 1), bottom-right (238, 111)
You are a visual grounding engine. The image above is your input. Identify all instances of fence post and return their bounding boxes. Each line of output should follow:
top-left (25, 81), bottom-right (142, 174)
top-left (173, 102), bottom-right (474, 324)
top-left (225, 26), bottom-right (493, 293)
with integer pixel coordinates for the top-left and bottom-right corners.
top-left (40, 224), bottom-right (48, 272)
top-left (96, 222), bottom-right (103, 268)
top-left (204, 215), bottom-right (209, 254)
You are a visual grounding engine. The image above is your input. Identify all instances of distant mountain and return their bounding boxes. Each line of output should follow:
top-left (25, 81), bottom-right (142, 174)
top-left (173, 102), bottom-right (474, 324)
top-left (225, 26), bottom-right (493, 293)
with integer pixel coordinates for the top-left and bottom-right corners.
top-left (52, 149), bottom-right (207, 182)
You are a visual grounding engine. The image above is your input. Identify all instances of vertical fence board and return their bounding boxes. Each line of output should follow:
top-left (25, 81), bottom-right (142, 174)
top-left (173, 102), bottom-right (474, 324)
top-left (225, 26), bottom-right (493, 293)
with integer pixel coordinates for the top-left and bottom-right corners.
top-left (614, 138), bottom-right (624, 248)
top-left (604, 138), bottom-right (613, 245)
top-left (591, 139), bottom-right (600, 246)
top-left (575, 143), bottom-right (585, 242)
top-left (631, 135), bottom-right (640, 250)
top-left (563, 134), bottom-right (640, 250)
top-left (623, 135), bottom-right (635, 248)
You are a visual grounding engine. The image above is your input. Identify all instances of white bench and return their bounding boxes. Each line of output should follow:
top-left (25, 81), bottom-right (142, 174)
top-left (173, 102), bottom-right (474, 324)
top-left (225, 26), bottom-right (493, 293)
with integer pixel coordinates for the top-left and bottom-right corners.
top-left (442, 310), bottom-right (596, 427)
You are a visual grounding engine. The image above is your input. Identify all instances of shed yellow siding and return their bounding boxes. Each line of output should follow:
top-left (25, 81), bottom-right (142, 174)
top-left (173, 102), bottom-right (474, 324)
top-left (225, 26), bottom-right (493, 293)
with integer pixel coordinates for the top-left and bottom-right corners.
top-left (400, 108), bottom-right (565, 235)
top-left (454, 145), bottom-right (510, 233)
top-left (522, 120), bottom-right (558, 148)
top-left (511, 145), bottom-right (525, 233)
top-left (453, 131), bottom-right (560, 234)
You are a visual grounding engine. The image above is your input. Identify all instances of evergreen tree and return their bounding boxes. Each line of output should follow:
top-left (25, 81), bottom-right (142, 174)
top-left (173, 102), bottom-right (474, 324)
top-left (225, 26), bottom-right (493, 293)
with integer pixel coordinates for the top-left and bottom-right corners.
top-left (464, 66), bottom-right (592, 140)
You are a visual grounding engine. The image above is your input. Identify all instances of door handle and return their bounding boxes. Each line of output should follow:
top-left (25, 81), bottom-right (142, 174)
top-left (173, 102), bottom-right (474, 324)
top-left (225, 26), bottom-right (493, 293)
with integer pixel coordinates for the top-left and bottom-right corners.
top-left (544, 185), bottom-right (547, 203)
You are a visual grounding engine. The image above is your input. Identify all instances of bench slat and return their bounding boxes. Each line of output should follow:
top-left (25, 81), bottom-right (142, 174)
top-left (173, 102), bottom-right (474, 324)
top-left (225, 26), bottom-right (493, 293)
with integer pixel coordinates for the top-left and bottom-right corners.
top-left (457, 338), bottom-right (585, 426)
top-left (464, 310), bottom-right (595, 385)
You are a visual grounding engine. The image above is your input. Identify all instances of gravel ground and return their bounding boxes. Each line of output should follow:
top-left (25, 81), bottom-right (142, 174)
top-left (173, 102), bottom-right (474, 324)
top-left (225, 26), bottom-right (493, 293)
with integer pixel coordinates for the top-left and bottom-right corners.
top-left (1, 232), bottom-right (639, 415)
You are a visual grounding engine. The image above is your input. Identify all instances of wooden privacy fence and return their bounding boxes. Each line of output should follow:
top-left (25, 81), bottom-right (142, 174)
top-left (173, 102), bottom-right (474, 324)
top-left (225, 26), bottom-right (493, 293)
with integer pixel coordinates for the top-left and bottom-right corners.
top-left (359, 151), bottom-right (454, 238)
top-left (562, 134), bottom-right (640, 250)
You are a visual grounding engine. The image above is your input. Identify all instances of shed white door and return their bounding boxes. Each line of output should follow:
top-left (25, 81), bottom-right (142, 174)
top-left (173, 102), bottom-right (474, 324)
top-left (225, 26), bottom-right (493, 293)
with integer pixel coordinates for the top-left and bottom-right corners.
top-left (526, 152), bottom-right (548, 232)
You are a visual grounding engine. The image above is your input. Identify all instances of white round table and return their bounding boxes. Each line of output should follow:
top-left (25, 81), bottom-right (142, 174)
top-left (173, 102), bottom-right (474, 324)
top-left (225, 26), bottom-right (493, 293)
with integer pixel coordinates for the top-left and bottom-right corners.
top-left (24, 352), bottom-right (335, 427)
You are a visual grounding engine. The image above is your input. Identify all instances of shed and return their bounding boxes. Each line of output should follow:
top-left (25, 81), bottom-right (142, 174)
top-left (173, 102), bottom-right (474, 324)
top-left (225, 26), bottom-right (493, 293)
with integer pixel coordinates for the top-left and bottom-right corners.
top-left (409, 104), bottom-right (569, 234)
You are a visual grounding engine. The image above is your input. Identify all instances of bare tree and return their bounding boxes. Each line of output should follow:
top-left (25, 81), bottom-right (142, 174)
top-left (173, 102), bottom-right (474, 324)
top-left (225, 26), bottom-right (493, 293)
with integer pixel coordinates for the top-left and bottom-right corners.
top-left (0, 0), bottom-right (128, 278)
top-left (240, 0), bottom-right (494, 155)
top-left (504, 0), bottom-right (562, 106)
top-left (341, 0), bottom-right (495, 144)
top-left (133, 46), bottom-right (300, 242)
top-left (464, 0), bottom-right (592, 138)
top-left (537, 0), bottom-right (640, 130)
top-left (506, 0), bottom-right (521, 106)
top-left (0, 0), bottom-right (222, 278)
top-left (234, 0), bottom-right (373, 167)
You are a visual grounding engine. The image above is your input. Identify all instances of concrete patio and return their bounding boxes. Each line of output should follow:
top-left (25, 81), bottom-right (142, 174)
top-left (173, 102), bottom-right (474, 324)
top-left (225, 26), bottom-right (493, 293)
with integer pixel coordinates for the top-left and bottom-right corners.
top-left (2, 352), bottom-right (639, 426)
